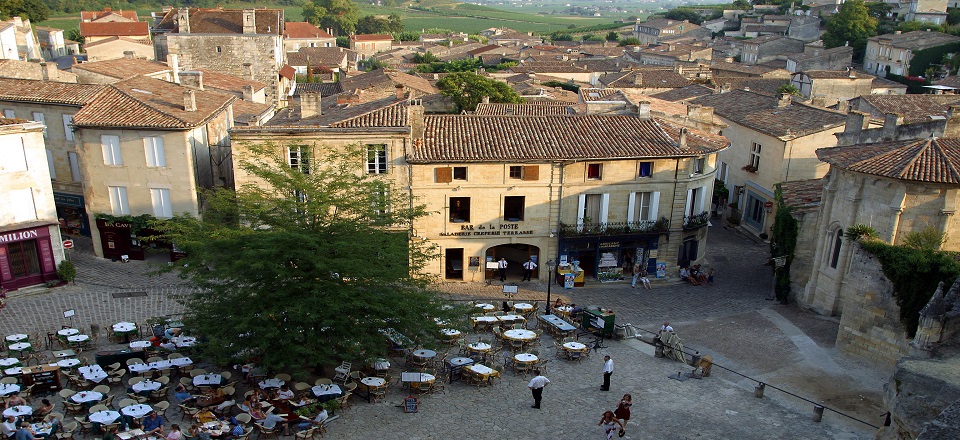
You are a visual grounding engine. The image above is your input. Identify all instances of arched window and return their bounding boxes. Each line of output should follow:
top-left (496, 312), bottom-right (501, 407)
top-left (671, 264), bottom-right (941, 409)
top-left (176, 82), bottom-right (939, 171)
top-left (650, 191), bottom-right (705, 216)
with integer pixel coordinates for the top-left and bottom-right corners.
top-left (829, 229), bottom-right (843, 269)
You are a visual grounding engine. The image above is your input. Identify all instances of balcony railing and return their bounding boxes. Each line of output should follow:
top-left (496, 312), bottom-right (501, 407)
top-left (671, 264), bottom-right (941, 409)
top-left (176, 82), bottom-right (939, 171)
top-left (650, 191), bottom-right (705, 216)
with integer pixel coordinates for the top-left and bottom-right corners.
top-left (559, 219), bottom-right (669, 237)
top-left (683, 211), bottom-right (710, 230)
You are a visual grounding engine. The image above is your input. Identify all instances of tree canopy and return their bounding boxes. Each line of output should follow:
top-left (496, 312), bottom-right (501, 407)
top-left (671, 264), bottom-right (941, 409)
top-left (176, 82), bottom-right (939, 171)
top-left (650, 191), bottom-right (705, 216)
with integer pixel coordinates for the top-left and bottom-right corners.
top-left (823, 0), bottom-right (877, 56)
top-left (356, 13), bottom-right (403, 34)
top-left (0, 0), bottom-right (49, 22)
top-left (157, 143), bottom-right (463, 373)
top-left (436, 71), bottom-right (523, 111)
top-left (303, 0), bottom-right (360, 36)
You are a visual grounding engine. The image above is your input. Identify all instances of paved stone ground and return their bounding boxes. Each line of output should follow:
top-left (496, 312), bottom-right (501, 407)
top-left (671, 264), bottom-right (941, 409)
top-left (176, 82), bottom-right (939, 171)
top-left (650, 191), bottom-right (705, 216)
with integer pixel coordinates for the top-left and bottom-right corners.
top-left (0, 226), bottom-right (891, 439)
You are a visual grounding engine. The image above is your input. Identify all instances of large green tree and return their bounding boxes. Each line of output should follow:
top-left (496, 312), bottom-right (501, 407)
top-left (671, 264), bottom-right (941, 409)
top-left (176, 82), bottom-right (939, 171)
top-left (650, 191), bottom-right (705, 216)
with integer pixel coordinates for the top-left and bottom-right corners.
top-left (436, 71), bottom-right (523, 111)
top-left (157, 143), bottom-right (463, 372)
top-left (0, 0), bottom-right (49, 22)
top-left (823, 0), bottom-right (877, 56)
top-left (356, 14), bottom-right (402, 34)
top-left (303, 0), bottom-right (360, 35)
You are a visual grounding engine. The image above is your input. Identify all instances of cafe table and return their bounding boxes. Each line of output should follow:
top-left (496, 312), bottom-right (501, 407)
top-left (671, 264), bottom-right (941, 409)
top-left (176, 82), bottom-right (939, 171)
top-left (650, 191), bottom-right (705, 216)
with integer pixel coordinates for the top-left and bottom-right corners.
top-left (52, 349), bottom-right (76, 359)
top-left (497, 314), bottom-right (525, 323)
top-left (512, 303), bottom-right (534, 313)
top-left (467, 342), bottom-right (491, 352)
top-left (171, 336), bottom-right (197, 347)
top-left (70, 391), bottom-right (103, 404)
top-left (8, 342), bottom-right (31, 353)
top-left (2, 405), bottom-right (31, 418)
top-left (129, 340), bottom-right (152, 350)
top-left (88, 410), bottom-right (121, 424)
top-left (562, 341), bottom-right (586, 351)
top-left (441, 329), bottom-right (461, 339)
top-left (3, 367), bottom-right (21, 376)
top-left (57, 328), bottom-right (79, 337)
top-left (400, 372), bottom-right (435, 385)
top-left (359, 377), bottom-right (386, 402)
top-left (446, 357), bottom-right (474, 383)
top-left (78, 365), bottom-right (108, 383)
top-left (131, 380), bottom-right (161, 393)
top-left (168, 357), bottom-right (193, 368)
top-left (514, 353), bottom-right (538, 363)
top-left (112, 322), bottom-right (138, 343)
top-left (67, 335), bottom-right (89, 344)
top-left (4, 334), bottom-right (27, 344)
top-left (463, 364), bottom-right (497, 384)
top-left (0, 383), bottom-right (20, 396)
top-left (310, 384), bottom-right (342, 402)
top-left (0, 358), bottom-right (19, 368)
top-left (194, 374), bottom-right (222, 387)
top-left (554, 305), bottom-right (573, 316)
top-left (503, 329), bottom-right (536, 341)
top-left (475, 303), bottom-right (495, 311)
top-left (121, 404), bottom-right (153, 418)
top-left (412, 349), bottom-right (436, 359)
top-left (30, 422), bottom-right (53, 437)
top-left (258, 378), bottom-right (284, 389)
top-left (57, 358), bottom-right (81, 369)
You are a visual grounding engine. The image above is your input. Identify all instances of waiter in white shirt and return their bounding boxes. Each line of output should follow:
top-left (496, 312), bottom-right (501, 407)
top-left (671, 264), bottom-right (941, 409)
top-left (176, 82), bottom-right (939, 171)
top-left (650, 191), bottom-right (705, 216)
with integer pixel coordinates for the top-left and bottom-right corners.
top-left (527, 369), bottom-right (550, 409)
top-left (498, 257), bottom-right (508, 281)
top-left (601, 355), bottom-right (614, 391)
top-left (522, 258), bottom-right (537, 281)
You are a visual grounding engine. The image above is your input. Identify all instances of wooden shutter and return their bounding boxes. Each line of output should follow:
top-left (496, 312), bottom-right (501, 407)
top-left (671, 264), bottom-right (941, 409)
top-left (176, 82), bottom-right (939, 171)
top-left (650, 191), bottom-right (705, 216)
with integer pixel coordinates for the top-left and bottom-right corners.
top-left (522, 165), bottom-right (539, 181)
top-left (435, 167), bottom-right (452, 183)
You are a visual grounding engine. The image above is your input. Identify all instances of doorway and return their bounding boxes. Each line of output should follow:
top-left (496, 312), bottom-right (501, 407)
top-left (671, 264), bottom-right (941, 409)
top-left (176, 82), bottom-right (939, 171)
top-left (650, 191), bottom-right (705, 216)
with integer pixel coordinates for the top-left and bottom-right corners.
top-left (445, 248), bottom-right (463, 280)
top-left (678, 238), bottom-right (699, 267)
top-left (485, 243), bottom-right (540, 280)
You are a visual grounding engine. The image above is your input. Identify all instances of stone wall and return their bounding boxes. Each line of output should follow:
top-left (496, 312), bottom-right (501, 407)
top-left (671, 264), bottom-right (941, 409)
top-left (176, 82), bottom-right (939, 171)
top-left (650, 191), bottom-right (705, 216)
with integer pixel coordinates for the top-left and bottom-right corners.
top-left (788, 208), bottom-right (819, 301)
top-left (835, 243), bottom-right (911, 364)
top-left (168, 34), bottom-right (281, 107)
top-left (876, 348), bottom-right (960, 440)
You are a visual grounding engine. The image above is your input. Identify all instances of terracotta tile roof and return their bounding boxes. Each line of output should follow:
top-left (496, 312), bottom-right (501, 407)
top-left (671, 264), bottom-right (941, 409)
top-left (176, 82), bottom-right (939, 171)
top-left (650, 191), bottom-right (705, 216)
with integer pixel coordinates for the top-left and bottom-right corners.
top-left (511, 65), bottom-right (590, 74)
top-left (71, 58), bottom-right (170, 79)
top-left (710, 60), bottom-right (786, 76)
top-left (789, 46), bottom-right (852, 62)
top-left (933, 76), bottom-right (960, 88)
top-left (716, 77), bottom-right (792, 97)
top-left (854, 94), bottom-right (960, 124)
top-left (598, 68), bottom-right (690, 89)
top-left (467, 45), bottom-right (504, 56)
top-left (339, 69), bottom-right (437, 95)
top-left (651, 84), bottom-right (715, 102)
top-left (279, 65), bottom-right (296, 80)
top-left (82, 36), bottom-right (152, 48)
top-left (352, 34), bottom-right (392, 42)
top-left (231, 99), bottom-right (274, 124)
top-left (286, 47), bottom-right (349, 68)
top-left (619, 90), bottom-right (691, 117)
top-left (0, 117), bottom-right (30, 126)
top-left (81, 9), bottom-right (138, 22)
top-left (193, 69), bottom-right (266, 93)
top-left (0, 78), bottom-right (104, 106)
top-left (801, 69), bottom-right (870, 79)
top-left (868, 30), bottom-right (960, 51)
top-left (871, 76), bottom-right (908, 90)
top-left (283, 22), bottom-right (332, 39)
top-left (292, 82), bottom-right (343, 97)
top-left (638, 19), bottom-right (699, 31)
top-left (580, 88), bottom-right (628, 102)
top-left (690, 89), bottom-right (846, 140)
top-left (474, 103), bottom-right (575, 116)
top-left (816, 138), bottom-right (960, 184)
top-left (79, 21), bottom-right (149, 37)
top-left (410, 115), bottom-right (728, 163)
top-left (777, 178), bottom-right (823, 215)
top-left (155, 8), bottom-right (283, 35)
top-left (72, 75), bottom-right (235, 129)
top-left (262, 94), bottom-right (409, 128)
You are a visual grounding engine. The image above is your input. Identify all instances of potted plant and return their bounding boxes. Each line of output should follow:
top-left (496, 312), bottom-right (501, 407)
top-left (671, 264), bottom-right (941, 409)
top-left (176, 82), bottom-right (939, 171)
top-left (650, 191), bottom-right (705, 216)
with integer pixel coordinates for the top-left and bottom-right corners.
top-left (321, 398), bottom-right (341, 415)
top-left (741, 164), bottom-right (758, 173)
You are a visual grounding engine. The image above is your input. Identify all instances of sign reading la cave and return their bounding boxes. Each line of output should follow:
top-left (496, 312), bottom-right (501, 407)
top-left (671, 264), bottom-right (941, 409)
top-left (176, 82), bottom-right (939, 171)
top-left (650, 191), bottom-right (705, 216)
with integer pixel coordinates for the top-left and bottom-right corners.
top-left (439, 223), bottom-right (536, 237)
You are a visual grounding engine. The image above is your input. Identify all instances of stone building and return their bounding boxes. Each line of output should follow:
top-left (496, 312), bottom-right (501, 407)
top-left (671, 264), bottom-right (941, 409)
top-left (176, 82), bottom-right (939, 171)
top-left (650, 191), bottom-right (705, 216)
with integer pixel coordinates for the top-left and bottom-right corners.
top-left (34, 26), bottom-right (66, 60)
top-left (70, 57), bottom-right (172, 84)
top-left (152, 8), bottom-right (288, 107)
top-left (802, 132), bottom-right (960, 316)
top-left (232, 91), bottom-right (728, 282)
top-left (0, 17), bottom-right (41, 61)
top-left (785, 45), bottom-right (853, 73)
top-left (864, 30), bottom-right (960, 78)
top-left (0, 59), bottom-right (77, 82)
top-left (0, 78), bottom-right (105, 237)
top-left (350, 34), bottom-right (393, 58)
top-left (740, 36), bottom-right (805, 65)
top-left (594, 68), bottom-right (691, 94)
top-left (283, 22), bottom-right (335, 52)
top-left (71, 76), bottom-right (236, 260)
top-left (633, 19), bottom-right (707, 45)
top-left (0, 118), bottom-right (66, 290)
top-left (84, 37), bottom-right (155, 62)
top-left (790, 70), bottom-right (875, 107)
top-left (690, 90), bottom-right (847, 237)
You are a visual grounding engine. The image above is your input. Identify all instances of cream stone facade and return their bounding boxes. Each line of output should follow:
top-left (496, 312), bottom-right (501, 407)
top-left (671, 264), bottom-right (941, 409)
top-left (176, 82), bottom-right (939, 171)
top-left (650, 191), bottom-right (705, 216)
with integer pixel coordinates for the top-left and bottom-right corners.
top-left (84, 38), bottom-right (155, 62)
top-left (0, 119), bottom-right (66, 290)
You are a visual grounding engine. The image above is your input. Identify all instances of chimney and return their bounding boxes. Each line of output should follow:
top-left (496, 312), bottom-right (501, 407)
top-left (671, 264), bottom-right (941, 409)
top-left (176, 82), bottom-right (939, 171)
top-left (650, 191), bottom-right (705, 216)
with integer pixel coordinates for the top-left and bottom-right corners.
top-left (776, 93), bottom-right (791, 108)
top-left (843, 111), bottom-right (871, 134)
top-left (395, 84), bottom-right (406, 100)
top-left (946, 105), bottom-right (960, 138)
top-left (40, 62), bottom-right (57, 81)
top-left (242, 85), bottom-right (254, 101)
top-left (243, 63), bottom-right (254, 80)
top-left (176, 8), bottom-right (190, 34)
top-left (242, 9), bottom-right (256, 35)
top-left (633, 46), bottom-right (640, 52)
top-left (183, 90), bottom-right (197, 112)
top-left (679, 128), bottom-right (688, 148)
top-left (123, 51), bottom-right (134, 59)
top-left (337, 91), bottom-right (361, 105)
top-left (633, 72), bottom-right (643, 86)
top-left (300, 91), bottom-right (322, 118)
top-left (836, 100), bottom-right (849, 113)
top-left (637, 100), bottom-right (651, 119)
top-left (180, 71), bottom-right (204, 90)
top-left (882, 112), bottom-right (904, 139)
top-left (687, 104), bottom-right (714, 124)
top-left (482, 96), bottom-right (490, 104)
top-left (168, 53), bottom-right (180, 84)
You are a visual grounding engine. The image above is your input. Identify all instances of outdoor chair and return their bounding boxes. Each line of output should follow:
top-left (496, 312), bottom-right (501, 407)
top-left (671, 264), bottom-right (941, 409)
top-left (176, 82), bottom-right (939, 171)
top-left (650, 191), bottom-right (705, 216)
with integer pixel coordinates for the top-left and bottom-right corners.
top-left (254, 423), bottom-right (279, 440)
top-left (333, 362), bottom-right (351, 384)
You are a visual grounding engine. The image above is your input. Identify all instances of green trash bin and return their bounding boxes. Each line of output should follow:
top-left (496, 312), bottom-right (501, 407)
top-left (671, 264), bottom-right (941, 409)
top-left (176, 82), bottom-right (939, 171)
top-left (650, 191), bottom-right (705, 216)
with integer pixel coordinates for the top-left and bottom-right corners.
top-left (581, 307), bottom-right (616, 337)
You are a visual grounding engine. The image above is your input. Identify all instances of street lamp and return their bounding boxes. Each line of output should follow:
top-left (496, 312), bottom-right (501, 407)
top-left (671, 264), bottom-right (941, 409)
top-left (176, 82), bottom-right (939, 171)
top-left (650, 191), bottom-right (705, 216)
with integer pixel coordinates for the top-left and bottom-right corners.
top-left (545, 259), bottom-right (556, 315)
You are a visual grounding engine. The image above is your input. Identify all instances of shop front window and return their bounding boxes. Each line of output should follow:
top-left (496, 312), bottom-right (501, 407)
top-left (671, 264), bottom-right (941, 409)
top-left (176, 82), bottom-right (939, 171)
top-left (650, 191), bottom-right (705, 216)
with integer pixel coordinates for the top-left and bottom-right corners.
top-left (7, 240), bottom-right (41, 278)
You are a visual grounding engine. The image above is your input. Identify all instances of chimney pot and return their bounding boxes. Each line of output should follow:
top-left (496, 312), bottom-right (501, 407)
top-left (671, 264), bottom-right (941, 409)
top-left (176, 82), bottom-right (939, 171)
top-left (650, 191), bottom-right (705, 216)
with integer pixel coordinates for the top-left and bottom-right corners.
top-left (301, 91), bottom-right (322, 118)
top-left (638, 100), bottom-right (651, 118)
top-left (777, 93), bottom-right (791, 108)
top-left (945, 105), bottom-right (960, 138)
top-left (242, 9), bottom-right (257, 34)
top-left (183, 90), bottom-right (197, 112)
top-left (679, 127), bottom-right (688, 147)
top-left (395, 84), bottom-right (406, 100)
top-left (242, 85), bottom-right (254, 101)
top-left (123, 51), bottom-right (134, 59)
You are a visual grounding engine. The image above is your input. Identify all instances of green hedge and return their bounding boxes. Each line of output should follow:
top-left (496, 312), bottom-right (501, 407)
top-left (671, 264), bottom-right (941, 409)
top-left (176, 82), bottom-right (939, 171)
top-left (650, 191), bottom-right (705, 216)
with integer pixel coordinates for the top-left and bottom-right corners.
top-left (909, 41), bottom-right (960, 76)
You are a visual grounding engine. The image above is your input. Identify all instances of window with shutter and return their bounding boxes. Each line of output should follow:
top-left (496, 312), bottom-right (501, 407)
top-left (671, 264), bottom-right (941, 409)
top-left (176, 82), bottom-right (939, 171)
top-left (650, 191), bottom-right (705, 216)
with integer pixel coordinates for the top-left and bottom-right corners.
top-left (522, 165), bottom-right (538, 181)
top-left (435, 167), bottom-right (453, 183)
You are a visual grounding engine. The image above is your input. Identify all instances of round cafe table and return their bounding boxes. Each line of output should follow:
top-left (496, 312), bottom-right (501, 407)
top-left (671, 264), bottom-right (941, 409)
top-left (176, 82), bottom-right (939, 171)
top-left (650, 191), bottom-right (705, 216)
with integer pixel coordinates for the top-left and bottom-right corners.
top-left (68, 335), bottom-right (89, 343)
top-left (360, 377), bottom-right (385, 387)
top-left (448, 357), bottom-right (473, 367)
top-left (57, 358), bottom-right (81, 369)
top-left (121, 404), bottom-right (153, 418)
top-left (512, 303), bottom-right (534, 312)
top-left (113, 322), bottom-right (136, 333)
top-left (88, 410), bottom-right (120, 424)
top-left (2, 406), bottom-right (32, 418)
top-left (412, 349), bottom-right (436, 359)
top-left (4, 334), bottom-right (27, 343)
top-left (473, 316), bottom-right (497, 323)
top-left (514, 353), bottom-right (538, 363)
top-left (441, 329), bottom-right (461, 337)
top-left (57, 328), bottom-right (79, 337)
top-left (503, 329), bottom-right (536, 341)
top-left (468, 342), bottom-right (491, 352)
top-left (129, 340), bottom-right (152, 349)
top-left (8, 343), bottom-right (31, 352)
top-left (132, 380), bottom-right (161, 393)
top-left (0, 358), bottom-right (20, 368)
top-left (475, 303), bottom-right (495, 311)
top-left (0, 384), bottom-right (20, 396)
top-left (70, 391), bottom-right (103, 404)
top-left (563, 341), bottom-right (586, 351)
top-left (172, 336), bottom-right (197, 347)
top-left (4, 367), bottom-right (22, 376)
top-left (258, 378), bottom-right (284, 389)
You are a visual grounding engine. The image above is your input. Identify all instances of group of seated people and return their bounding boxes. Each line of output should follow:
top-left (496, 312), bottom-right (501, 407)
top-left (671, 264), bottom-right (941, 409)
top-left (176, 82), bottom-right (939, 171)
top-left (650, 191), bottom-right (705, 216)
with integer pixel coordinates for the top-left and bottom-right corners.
top-left (229, 387), bottom-right (325, 436)
top-left (679, 265), bottom-right (713, 286)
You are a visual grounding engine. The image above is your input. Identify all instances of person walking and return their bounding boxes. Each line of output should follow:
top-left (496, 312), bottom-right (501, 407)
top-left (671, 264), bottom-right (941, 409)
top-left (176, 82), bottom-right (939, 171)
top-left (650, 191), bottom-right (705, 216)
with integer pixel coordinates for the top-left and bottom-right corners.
top-left (498, 258), bottom-right (508, 282)
top-left (527, 369), bottom-right (550, 409)
top-left (598, 411), bottom-right (624, 439)
top-left (600, 355), bottom-right (614, 391)
top-left (522, 258), bottom-right (537, 281)
top-left (614, 394), bottom-right (632, 426)
top-left (630, 263), bottom-right (642, 288)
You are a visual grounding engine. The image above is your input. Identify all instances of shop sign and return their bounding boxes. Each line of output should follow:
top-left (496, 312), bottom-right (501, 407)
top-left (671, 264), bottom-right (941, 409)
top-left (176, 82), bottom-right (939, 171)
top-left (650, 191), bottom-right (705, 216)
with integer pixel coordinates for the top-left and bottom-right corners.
top-left (53, 193), bottom-right (84, 207)
top-left (0, 229), bottom-right (39, 244)
top-left (599, 242), bottom-right (620, 249)
top-left (439, 223), bottom-right (536, 237)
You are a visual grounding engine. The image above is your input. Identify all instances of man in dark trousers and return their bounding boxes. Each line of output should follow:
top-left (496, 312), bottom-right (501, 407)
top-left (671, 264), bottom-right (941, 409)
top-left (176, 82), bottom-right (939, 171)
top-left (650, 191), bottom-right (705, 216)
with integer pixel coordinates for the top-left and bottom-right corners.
top-left (601, 355), bottom-right (614, 391)
top-left (498, 258), bottom-right (508, 281)
top-left (522, 258), bottom-right (537, 281)
top-left (527, 369), bottom-right (550, 409)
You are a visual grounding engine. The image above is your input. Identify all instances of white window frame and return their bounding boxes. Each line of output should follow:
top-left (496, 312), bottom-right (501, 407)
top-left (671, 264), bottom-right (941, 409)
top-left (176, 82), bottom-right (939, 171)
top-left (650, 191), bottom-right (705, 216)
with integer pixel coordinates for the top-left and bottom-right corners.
top-left (366, 144), bottom-right (387, 174)
top-left (750, 142), bottom-right (762, 170)
top-left (143, 136), bottom-right (166, 167)
top-left (627, 191), bottom-right (660, 223)
top-left (287, 145), bottom-right (309, 174)
top-left (150, 188), bottom-right (173, 218)
top-left (108, 186), bottom-right (129, 215)
top-left (101, 135), bottom-right (122, 166)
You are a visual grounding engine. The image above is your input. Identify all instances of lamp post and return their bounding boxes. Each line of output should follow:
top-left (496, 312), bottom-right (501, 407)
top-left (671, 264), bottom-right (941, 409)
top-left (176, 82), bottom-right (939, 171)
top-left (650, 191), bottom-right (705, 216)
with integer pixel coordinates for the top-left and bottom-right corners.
top-left (545, 259), bottom-right (556, 315)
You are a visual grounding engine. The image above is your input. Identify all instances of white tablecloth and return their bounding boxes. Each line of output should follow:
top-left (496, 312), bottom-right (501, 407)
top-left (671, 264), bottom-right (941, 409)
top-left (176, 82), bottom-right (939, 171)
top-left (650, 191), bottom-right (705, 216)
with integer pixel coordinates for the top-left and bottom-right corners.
top-left (171, 336), bottom-right (197, 347)
top-left (3, 367), bottom-right (21, 376)
top-left (468, 342), bottom-right (491, 351)
top-left (258, 378), bottom-right (283, 389)
top-left (448, 357), bottom-right (473, 367)
top-left (498, 314), bottom-right (525, 322)
top-left (441, 329), bottom-right (461, 337)
top-left (4, 334), bottom-right (27, 342)
top-left (503, 329), bottom-right (536, 340)
top-left (400, 372), bottom-right (435, 383)
top-left (193, 374), bottom-right (222, 386)
top-left (412, 349), bottom-right (436, 359)
top-left (67, 335), bottom-right (89, 342)
top-left (78, 365), bottom-right (108, 383)
top-left (467, 364), bottom-right (493, 375)
top-left (513, 303), bottom-right (533, 311)
top-left (359, 377), bottom-right (385, 387)
top-left (310, 384), bottom-right (342, 398)
top-left (88, 410), bottom-right (121, 424)
top-left (121, 404), bottom-right (152, 418)
top-left (57, 328), bottom-right (79, 337)
top-left (475, 303), bottom-right (495, 311)
top-left (168, 357), bottom-right (193, 367)
top-left (2, 406), bottom-right (31, 418)
top-left (0, 358), bottom-right (19, 367)
top-left (0, 383), bottom-right (20, 396)
top-left (132, 380), bottom-right (161, 393)
top-left (371, 359), bottom-right (390, 370)
top-left (129, 340), bottom-right (152, 349)
top-left (71, 391), bottom-right (103, 403)
top-left (57, 358), bottom-right (81, 368)
top-left (113, 322), bottom-right (137, 333)
top-left (515, 353), bottom-right (538, 362)
top-left (472, 316), bottom-right (497, 323)
top-left (8, 342), bottom-right (31, 351)
top-left (563, 342), bottom-right (586, 350)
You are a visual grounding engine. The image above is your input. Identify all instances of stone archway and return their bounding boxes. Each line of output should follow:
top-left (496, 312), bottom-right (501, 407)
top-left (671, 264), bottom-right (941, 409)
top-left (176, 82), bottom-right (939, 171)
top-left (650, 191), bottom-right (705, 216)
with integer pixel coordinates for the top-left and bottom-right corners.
top-left (485, 243), bottom-right (541, 281)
